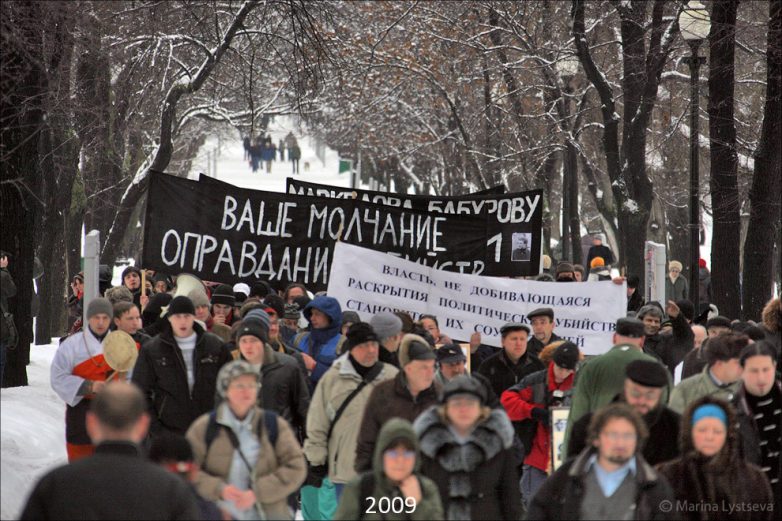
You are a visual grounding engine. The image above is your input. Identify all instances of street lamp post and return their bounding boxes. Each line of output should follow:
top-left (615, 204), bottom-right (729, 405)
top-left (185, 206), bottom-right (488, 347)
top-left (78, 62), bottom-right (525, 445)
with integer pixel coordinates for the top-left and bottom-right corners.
top-left (556, 54), bottom-right (581, 263)
top-left (679, 0), bottom-right (710, 310)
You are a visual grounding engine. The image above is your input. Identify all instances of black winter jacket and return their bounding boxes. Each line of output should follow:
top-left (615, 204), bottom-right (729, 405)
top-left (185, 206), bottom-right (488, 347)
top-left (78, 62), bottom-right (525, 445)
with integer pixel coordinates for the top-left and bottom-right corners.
top-left (527, 448), bottom-right (677, 521)
top-left (644, 312), bottom-right (694, 375)
top-left (567, 394), bottom-right (681, 466)
top-left (20, 441), bottom-right (201, 520)
top-left (132, 322), bottom-right (231, 436)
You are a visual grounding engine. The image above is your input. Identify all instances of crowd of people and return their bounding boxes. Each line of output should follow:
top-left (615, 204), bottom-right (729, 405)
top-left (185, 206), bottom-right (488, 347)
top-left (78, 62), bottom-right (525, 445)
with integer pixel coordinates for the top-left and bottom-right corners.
top-left (10, 245), bottom-right (782, 520)
top-left (243, 131), bottom-right (301, 175)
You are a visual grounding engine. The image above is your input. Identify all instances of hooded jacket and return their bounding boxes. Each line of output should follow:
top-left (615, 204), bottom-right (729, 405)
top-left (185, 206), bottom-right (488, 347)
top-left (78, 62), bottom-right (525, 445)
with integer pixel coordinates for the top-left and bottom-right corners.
top-left (657, 395), bottom-right (773, 520)
top-left (334, 418), bottom-right (444, 520)
top-left (413, 406), bottom-right (521, 520)
top-left (304, 353), bottom-right (398, 484)
top-left (501, 362), bottom-right (575, 472)
top-left (131, 322), bottom-right (232, 435)
top-left (296, 295), bottom-right (346, 386)
top-left (528, 446), bottom-right (676, 520)
top-left (187, 404), bottom-right (307, 520)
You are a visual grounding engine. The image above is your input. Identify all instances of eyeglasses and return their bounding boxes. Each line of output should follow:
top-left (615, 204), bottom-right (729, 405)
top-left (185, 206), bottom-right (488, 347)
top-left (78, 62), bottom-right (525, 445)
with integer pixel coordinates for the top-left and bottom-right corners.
top-left (600, 431), bottom-right (637, 442)
top-left (384, 449), bottom-right (415, 459)
top-left (229, 382), bottom-right (259, 391)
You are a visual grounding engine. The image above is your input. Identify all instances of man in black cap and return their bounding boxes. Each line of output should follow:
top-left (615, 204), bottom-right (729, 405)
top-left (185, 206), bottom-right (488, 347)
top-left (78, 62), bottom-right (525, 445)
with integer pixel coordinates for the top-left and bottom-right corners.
top-left (210, 284), bottom-right (236, 327)
top-left (478, 322), bottom-right (545, 404)
top-left (501, 341), bottom-right (580, 506)
top-left (565, 317), bottom-right (667, 446)
top-left (706, 315), bottom-right (732, 338)
top-left (121, 266), bottom-right (143, 311)
top-left (567, 359), bottom-right (679, 466)
top-left (527, 307), bottom-right (562, 358)
top-left (435, 343), bottom-right (467, 385)
top-left (132, 295), bottom-right (232, 436)
top-left (354, 333), bottom-right (440, 471)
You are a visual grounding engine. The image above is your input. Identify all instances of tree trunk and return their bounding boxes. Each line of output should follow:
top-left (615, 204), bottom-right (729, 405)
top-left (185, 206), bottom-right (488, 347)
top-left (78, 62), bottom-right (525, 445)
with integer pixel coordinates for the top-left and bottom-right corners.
top-left (708, 0), bottom-right (741, 318)
top-left (742, 0), bottom-right (782, 320)
top-left (0, 2), bottom-right (46, 386)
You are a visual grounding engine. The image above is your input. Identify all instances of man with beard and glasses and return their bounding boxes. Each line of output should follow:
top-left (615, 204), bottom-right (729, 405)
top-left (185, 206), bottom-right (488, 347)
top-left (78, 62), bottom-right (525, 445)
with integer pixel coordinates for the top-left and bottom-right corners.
top-left (567, 360), bottom-right (680, 466)
top-left (528, 403), bottom-right (676, 520)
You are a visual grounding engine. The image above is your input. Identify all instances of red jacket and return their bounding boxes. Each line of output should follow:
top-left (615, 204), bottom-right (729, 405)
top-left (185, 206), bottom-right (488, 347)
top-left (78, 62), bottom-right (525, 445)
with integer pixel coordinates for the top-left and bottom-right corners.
top-left (500, 362), bottom-right (574, 472)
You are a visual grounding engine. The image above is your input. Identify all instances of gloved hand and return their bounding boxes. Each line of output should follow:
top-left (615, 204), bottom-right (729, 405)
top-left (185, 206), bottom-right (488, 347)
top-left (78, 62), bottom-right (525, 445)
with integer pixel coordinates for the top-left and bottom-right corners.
top-left (531, 407), bottom-right (549, 426)
top-left (304, 463), bottom-right (328, 488)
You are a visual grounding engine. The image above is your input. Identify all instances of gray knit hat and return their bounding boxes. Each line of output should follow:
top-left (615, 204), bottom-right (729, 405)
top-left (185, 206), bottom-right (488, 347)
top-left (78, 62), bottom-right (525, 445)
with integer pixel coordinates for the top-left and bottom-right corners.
top-left (86, 297), bottom-right (113, 319)
top-left (216, 360), bottom-right (260, 398)
top-left (370, 312), bottom-right (403, 340)
top-left (187, 290), bottom-right (210, 309)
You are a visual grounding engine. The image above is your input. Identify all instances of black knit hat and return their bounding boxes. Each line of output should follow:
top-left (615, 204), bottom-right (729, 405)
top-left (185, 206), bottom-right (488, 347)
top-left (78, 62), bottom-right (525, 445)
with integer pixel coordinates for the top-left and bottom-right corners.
top-left (167, 296), bottom-right (195, 316)
top-left (263, 294), bottom-right (285, 319)
top-left (552, 341), bottom-right (580, 370)
top-left (706, 316), bottom-right (732, 330)
top-left (625, 359), bottom-right (669, 388)
top-left (236, 320), bottom-right (267, 343)
top-left (211, 284), bottom-right (236, 307)
top-left (346, 322), bottom-right (379, 350)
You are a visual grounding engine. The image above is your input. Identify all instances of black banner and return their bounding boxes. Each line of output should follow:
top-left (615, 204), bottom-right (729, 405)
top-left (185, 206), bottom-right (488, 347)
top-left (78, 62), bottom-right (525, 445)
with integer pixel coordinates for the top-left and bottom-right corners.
top-left (286, 178), bottom-right (505, 208)
top-left (142, 173), bottom-right (542, 291)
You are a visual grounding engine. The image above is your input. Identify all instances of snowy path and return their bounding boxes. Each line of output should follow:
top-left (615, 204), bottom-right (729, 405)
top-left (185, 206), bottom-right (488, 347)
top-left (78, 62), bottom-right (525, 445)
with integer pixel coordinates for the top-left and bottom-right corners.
top-left (1, 342), bottom-right (66, 520)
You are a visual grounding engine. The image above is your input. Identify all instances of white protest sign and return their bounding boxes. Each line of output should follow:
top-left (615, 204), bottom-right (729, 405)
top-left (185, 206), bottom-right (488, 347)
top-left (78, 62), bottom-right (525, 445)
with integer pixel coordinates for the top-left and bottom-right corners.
top-left (328, 242), bottom-right (626, 355)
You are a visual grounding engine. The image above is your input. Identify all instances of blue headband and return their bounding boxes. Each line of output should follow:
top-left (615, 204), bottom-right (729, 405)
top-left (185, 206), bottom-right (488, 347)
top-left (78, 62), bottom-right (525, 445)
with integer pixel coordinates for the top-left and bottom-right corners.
top-left (692, 404), bottom-right (727, 427)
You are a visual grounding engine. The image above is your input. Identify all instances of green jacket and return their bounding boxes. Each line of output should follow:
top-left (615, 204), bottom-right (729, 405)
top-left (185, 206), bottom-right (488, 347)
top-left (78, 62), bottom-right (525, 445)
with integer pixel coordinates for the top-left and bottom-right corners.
top-left (334, 418), bottom-right (443, 520)
top-left (668, 365), bottom-right (740, 414)
top-left (565, 344), bottom-right (665, 445)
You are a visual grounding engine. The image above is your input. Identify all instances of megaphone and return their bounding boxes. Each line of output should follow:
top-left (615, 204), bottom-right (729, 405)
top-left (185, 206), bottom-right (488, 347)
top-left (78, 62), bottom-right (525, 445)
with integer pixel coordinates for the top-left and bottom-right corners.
top-left (160, 273), bottom-right (207, 317)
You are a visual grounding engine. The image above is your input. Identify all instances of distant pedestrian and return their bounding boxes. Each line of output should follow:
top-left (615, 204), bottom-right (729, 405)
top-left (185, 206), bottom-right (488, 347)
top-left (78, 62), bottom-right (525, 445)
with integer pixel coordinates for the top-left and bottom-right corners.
top-left (0, 251), bottom-right (16, 386)
top-left (698, 258), bottom-right (713, 308)
top-left (665, 260), bottom-right (688, 302)
top-left (289, 141), bottom-right (301, 175)
top-left (243, 136), bottom-right (251, 161)
top-left (278, 138), bottom-right (286, 161)
top-left (261, 138), bottom-right (275, 173)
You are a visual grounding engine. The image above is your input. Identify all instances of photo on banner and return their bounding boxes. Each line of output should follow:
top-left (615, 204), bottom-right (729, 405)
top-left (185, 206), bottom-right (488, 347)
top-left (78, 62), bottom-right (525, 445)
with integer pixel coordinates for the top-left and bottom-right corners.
top-left (327, 241), bottom-right (627, 355)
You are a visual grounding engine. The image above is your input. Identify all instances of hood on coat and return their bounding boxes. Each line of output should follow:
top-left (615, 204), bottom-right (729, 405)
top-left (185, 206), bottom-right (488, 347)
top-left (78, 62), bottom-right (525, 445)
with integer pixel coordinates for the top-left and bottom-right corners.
top-left (762, 297), bottom-right (780, 333)
top-left (303, 296), bottom-right (342, 328)
top-left (679, 395), bottom-right (740, 468)
top-left (397, 334), bottom-right (432, 367)
top-left (372, 418), bottom-right (421, 480)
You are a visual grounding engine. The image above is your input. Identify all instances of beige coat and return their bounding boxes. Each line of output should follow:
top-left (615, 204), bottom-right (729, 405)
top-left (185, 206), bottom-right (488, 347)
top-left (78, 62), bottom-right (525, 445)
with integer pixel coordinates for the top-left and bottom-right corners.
top-left (187, 406), bottom-right (306, 520)
top-left (304, 353), bottom-right (398, 484)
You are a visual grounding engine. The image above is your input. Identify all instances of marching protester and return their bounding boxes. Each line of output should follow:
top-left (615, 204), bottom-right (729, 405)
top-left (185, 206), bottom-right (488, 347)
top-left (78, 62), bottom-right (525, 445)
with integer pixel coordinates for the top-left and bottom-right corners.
top-left (419, 315), bottom-right (452, 345)
top-left (230, 312), bottom-right (311, 441)
top-left (211, 284), bottom-right (237, 328)
top-left (638, 300), bottom-right (694, 375)
top-left (706, 315), bottom-right (732, 338)
top-left (526, 307), bottom-right (562, 358)
top-left (22, 381), bottom-right (202, 520)
top-left (565, 317), bottom-right (664, 443)
top-left (573, 263), bottom-right (585, 282)
top-left (132, 295), bottom-right (232, 436)
top-left (668, 331), bottom-right (748, 414)
top-left (113, 301), bottom-right (150, 347)
top-left (478, 322), bottom-right (544, 400)
top-left (284, 282), bottom-right (308, 304)
top-left (500, 341), bottom-right (579, 507)
top-left (341, 311), bottom-right (360, 336)
top-left (587, 257), bottom-right (612, 281)
top-left (302, 322), bottom-right (398, 519)
top-left (414, 374), bottom-right (521, 520)
top-left (334, 418), bottom-right (444, 520)
top-left (585, 234), bottom-right (614, 276)
top-left (435, 343), bottom-right (467, 385)
top-left (733, 341), bottom-right (781, 508)
top-left (293, 295), bottom-right (347, 389)
top-left (370, 311), bottom-right (404, 367)
top-left (354, 333), bottom-right (440, 472)
top-left (66, 271), bottom-right (84, 331)
top-left (187, 360), bottom-right (307, 520)
top-left (121, 265), bottom-right (143, 310)
top-left (567, 360), bottom-right (680, 466)
top-left (528, 403), bottom-right (676, 520)
top-left (626, 275), bottom-right (644, 313)
top-left (657, 397), bottom-right (774, 520)
top-left (680, 323), bottom-right (708, 381)
top-left (698, 258), bottom-right (713, 309)
top-left (104, 285), bottom-right (133, 306)
top-left (665, 260), bottom-right (688, 301)
top-left (51, 297), bottom-right (116, 461)
top-left (760, 297), bottom-right (781, 356)
top-left (0, 251), bottom-right (16, 386)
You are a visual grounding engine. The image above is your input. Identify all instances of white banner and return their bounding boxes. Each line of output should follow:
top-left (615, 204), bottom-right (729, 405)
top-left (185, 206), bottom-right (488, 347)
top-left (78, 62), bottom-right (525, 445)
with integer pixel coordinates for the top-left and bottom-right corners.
top-left (328, 242), bottom-right (627, 355)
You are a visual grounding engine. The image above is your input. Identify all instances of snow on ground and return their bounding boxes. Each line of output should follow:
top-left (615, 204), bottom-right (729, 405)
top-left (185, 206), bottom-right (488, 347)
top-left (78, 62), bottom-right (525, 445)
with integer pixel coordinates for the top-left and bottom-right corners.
top-left (1, 341), bottom-right (66, 520)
